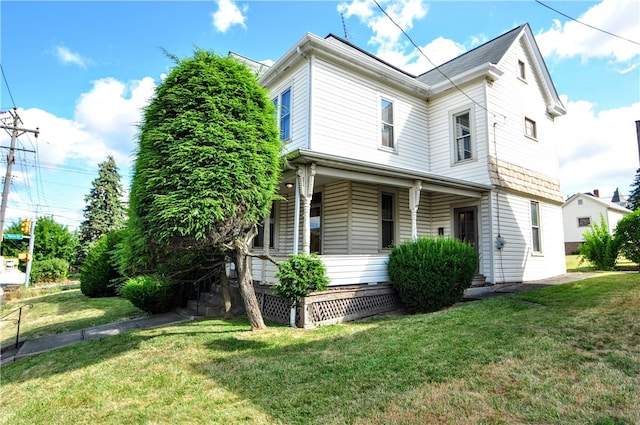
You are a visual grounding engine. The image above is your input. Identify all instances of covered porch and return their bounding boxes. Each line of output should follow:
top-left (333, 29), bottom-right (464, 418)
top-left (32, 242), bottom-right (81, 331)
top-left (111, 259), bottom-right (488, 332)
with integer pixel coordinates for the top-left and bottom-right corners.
top-left (251, 149), bottom-right (492, 287)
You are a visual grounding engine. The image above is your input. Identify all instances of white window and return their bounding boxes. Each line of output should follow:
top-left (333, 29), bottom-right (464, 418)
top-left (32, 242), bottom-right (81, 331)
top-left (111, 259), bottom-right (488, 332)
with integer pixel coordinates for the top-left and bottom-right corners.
top-left (273, 88), bottom-right (291, 141)
top-left (525, 117), bottom-right (537, 140)
top-left (453, 111), bottom-right (472, 162)
top-left (530, 201), bottom-right (541, 253)
top-left (380, 97), bottom-right (395, 150)
top-left (518, 60), bottom-right (526, 80)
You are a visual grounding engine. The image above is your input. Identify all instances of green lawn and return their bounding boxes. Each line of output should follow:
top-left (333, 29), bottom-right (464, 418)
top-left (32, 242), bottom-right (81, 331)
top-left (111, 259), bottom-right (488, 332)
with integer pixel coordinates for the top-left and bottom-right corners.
top-left (1, 273), bottom-right (639, 425)
top-left (1, 288), bottom-right (143, 349)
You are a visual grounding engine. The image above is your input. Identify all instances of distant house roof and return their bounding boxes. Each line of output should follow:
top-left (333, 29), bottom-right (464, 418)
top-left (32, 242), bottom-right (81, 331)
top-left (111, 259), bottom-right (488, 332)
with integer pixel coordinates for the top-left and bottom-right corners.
top-left (228, 51), bottom-right (271, 76)
top-left (417, 24), bottom-right (524, 86)
top-left (563, 192), bottom-right (632, 214)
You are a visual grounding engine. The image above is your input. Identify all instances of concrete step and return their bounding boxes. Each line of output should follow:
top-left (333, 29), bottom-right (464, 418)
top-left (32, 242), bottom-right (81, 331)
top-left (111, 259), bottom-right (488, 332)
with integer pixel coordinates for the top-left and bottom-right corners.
top-left (176, 307), bottom-right (205, 320)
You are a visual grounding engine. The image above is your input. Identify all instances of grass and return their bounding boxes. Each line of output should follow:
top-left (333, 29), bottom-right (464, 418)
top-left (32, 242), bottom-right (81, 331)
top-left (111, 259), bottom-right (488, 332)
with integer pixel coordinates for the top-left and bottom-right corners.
top-left (565, 254), bottom-right (637, 272)
top-left (1, 272), bottom-right (639, 424)
top-left (0, 288), bottom-right (143, 349)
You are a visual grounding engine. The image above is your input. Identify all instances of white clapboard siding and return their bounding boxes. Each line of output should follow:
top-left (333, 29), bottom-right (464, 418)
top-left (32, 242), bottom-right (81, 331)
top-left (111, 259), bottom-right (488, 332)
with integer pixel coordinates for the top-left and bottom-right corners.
top-left (250, 255), bottom-right (390, 287)
top-left (269, 61), bottom-right (309, 155)
top-left (323, 181), bottom-right (350, 254)
top-left (428, 84), bottom-right (491, 184)
top-left (350, 182), bottom-right (380, 254)
top-left (310, 58), bottom-right (429, 172)
top-left (487, 38), bottom-right (561, 179)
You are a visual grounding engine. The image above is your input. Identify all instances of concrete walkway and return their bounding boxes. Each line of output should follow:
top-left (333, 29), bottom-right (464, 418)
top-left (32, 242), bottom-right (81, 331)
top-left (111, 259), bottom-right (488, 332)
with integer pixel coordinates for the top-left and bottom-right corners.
top-left (1, 272), bottom-right (602, 366)
top-left (1, 311), bottom-right (190, 366)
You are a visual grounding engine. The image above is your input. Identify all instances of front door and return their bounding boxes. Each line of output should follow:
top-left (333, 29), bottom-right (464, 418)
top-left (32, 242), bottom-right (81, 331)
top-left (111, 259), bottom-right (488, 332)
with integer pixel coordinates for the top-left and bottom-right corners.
top-left (454, 207), bottom-right (477, 250)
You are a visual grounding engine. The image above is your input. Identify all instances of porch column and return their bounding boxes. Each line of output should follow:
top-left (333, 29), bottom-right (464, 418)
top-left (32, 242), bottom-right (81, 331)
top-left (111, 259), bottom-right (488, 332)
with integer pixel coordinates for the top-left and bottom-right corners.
top-left (296, 163), bottom-right (316, 254)
top-left (260, 207), bottom-right (271, 283)
top-left (409, 180), bottom-right (422, 241)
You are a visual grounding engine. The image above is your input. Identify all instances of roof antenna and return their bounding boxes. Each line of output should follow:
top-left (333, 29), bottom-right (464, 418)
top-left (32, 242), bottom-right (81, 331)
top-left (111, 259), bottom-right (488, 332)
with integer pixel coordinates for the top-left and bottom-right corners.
top-left (341, 13), bottom-right (350, 41)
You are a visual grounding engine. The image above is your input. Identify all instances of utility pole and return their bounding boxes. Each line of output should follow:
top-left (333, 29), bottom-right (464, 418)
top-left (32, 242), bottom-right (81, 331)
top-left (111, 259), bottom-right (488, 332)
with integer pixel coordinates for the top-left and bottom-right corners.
top-left (0, 108), bottom-right (39, 250)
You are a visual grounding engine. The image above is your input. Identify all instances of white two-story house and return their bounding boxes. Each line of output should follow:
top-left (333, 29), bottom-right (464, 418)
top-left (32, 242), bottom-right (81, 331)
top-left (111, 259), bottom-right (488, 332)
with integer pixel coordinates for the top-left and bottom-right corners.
top-left (247, 23), bottom-right (567, 289)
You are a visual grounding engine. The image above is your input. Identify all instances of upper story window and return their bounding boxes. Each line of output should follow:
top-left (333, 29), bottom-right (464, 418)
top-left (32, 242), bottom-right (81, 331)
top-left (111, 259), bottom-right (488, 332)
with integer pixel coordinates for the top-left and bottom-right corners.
top-left (530, 201), bottom-right (541, 253)
top-left (380, 97), bottom-right (395, 150)
top-left (518, 60), bottom-right (526, 80)
top-left (273, 88), bottom-right (291, 141)
top-left (524, 117), bottom-right (537, 140)
top-left (453, 111), bottom-right (472, 162)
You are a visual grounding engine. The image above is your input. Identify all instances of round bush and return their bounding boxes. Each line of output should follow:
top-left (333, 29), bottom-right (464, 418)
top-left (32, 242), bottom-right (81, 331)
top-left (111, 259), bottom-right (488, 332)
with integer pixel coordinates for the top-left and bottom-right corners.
top-left (274, 253), bottom-right (329, 303)
top-left (119, 275), bottom-right (177, 314)
top-left (80, 230), bottom-right (125, 297)
top-left (614, 209), bottom-right (640, 266)
top-left (388, 237), bottom-right (478, 313)
top-left (30, 258), bottom-right (70, 284)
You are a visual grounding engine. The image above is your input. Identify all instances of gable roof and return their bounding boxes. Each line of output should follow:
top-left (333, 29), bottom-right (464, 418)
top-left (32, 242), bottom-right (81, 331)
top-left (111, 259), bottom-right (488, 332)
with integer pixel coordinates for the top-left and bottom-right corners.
top-left (417, 23), bottom-right (565, 116)
top-left (417, 24), bottom-right (524, 86)
top-left (563, 192), bottom-right (632, 214)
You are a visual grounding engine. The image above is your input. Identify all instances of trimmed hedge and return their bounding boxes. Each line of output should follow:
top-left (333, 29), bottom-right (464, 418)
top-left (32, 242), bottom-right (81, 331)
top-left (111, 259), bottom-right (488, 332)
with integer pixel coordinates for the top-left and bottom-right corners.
top-left (119, 275), bottom-right (177, 314)
top-left (80, 230), bottom-right (125, 297)
top-left (388, 237), bottom-right (478, 313)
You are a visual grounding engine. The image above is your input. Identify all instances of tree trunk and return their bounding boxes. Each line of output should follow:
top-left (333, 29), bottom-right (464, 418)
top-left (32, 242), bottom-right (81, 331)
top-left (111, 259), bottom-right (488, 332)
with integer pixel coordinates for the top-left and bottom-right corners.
top-left (235, 244), bottom-right (266, 330)
top-left (219, 265), bottom-right (233, 319)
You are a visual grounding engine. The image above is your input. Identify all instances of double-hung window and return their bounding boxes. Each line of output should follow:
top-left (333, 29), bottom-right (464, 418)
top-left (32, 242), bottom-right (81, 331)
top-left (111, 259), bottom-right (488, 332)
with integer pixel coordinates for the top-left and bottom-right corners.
top-left (525, 117), bottom-right (537, 140)
top-left (380, 97), bottom-right (395, 150)
top-left (454, 111), bottom-right (472, 162)
top-left (530, 201), bottom-right (541, 253)
top-left (274, 88), bottom-right (291, 141)
top-left (381, 192), bottom-right (395, 248)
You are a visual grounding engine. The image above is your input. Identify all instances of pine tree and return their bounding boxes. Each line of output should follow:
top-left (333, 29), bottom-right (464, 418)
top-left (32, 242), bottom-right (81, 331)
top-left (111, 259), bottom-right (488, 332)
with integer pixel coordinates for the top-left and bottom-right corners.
top-left (628, 167), bottom-right (640, 211)
top-left (78, 156), bottom-right (126, 263)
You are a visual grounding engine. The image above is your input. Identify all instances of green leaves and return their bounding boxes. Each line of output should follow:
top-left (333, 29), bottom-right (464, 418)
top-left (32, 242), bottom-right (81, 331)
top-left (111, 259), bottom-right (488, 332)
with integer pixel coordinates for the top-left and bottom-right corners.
top-left (274, 254), bottom-right (329, 303)
top-left (579, 213), bottom-right (621, 270)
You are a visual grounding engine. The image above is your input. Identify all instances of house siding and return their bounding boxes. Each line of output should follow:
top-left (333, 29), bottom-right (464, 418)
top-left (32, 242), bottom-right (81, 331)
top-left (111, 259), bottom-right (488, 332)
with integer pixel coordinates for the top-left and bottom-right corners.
top-left (323, 180), bottom-right (350, 254)
top-left (428, 84), bottom-right (491, 184)
top-left (488, 38), bottom-right (561, 181)
top-left (310, 58), bottom-right (429, 172)
top-left (269, 61), bottom-right (309, 155)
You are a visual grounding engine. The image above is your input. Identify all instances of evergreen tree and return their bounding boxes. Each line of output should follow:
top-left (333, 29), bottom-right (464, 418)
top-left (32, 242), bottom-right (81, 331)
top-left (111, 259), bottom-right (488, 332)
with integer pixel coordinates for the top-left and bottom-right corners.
top-left (122, 49), bottom-right (282, 330)
top-left (628, 167), bottom-right (640, 211)
top-left (78, 156), bottom-right (126, 262)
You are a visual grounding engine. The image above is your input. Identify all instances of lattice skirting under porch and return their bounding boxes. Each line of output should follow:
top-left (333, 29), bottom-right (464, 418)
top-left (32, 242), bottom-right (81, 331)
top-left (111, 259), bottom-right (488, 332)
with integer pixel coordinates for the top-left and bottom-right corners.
top-left (253, 284), bottom-right (402, 328)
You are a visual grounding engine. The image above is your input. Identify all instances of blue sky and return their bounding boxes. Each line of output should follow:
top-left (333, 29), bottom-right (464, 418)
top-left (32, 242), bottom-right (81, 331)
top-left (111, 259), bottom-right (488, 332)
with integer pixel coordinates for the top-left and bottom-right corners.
top-left (0, 0), bottom-right (639, 231)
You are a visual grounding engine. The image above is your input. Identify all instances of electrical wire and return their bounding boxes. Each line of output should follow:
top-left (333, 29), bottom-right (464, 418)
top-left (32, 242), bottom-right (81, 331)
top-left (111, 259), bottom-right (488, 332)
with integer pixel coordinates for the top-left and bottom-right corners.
top-left (0, 64), bottom-right (17, 109)
top-left (535, 0), bottom-right (640, 46)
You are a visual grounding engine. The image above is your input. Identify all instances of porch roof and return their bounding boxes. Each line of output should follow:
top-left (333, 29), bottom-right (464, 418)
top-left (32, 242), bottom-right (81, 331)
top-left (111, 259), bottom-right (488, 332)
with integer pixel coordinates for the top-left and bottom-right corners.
top-left (282, 148), bottom-right (491, 198)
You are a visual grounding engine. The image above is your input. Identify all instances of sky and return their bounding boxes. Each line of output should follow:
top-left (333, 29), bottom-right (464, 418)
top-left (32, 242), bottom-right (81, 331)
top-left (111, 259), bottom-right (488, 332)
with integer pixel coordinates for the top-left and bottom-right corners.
top-left (0, 0), bottom-right (639, 232)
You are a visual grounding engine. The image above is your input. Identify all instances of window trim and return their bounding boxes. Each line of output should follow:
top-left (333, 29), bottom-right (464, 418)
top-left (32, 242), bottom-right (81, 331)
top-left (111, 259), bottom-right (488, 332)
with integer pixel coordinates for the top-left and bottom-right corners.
top-left (253, 203), bottom-right (277, 250)
top-left (530, 201), bottom-right (542, 253)
top-left (517, 59), bottom-right (526, 81)
top-left (380, 190), bottom-right (397, 250)
top-left (273, 87), bottom-right (292, 141)
top-left (379, 95), bottom-right (397, 152)
top-left (524, 117), bottom-right (537, 140)
top-left (451, 107), bottom-right (475, 164)
top-left (577, 217), bottom-right (591, 227)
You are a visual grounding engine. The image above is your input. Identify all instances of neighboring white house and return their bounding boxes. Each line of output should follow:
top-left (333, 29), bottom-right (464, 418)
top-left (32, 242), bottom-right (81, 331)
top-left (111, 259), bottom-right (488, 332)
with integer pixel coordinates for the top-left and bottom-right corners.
top-left (562, 192), bottom-right (632, 254)
top-left (245, 23), bottom-right (567, 285)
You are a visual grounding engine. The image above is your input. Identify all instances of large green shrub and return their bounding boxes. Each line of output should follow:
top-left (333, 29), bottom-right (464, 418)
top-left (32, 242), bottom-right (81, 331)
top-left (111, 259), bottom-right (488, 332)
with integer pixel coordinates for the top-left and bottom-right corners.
top-left (29, 258), bottom-right (69, 284)
top-left (274, 253), bottom-right (329, 304)
top-left (579, 214), bottom-right (621, 270)
top-left (614, 209), bottom-right (640, 266)
top-left (119, 275), bottom-right (177, 314)
top-left (80, 230), bottom-right (125, 297)
top-left (388, 237), bottom-right (478, 313)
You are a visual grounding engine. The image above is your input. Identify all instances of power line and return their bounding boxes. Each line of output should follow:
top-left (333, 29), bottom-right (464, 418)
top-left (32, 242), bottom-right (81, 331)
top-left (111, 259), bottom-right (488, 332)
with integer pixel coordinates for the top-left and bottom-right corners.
top-left (371, 0), bottom-right (498, 119)
top-left (535, 0), bottom-right (640, 46)
top-left (0, 64), bottom-right (17, 109)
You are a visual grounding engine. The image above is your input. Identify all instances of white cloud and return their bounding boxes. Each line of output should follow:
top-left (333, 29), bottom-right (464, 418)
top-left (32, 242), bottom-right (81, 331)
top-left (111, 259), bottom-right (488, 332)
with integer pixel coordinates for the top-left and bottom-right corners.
top-left (556, 96), bottom-right (640, 200)
top-left (536, 0), bottom-right (640, 67)
top-left (212, 0), bottom-right (247, 33)
top-left (55, 45), bottom-right (91, 68)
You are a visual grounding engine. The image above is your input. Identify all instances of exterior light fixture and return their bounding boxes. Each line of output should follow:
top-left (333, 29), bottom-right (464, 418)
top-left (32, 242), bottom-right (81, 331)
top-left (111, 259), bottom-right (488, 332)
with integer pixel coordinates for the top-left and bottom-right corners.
top-left (284, 182), bottom-right (294, 189)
